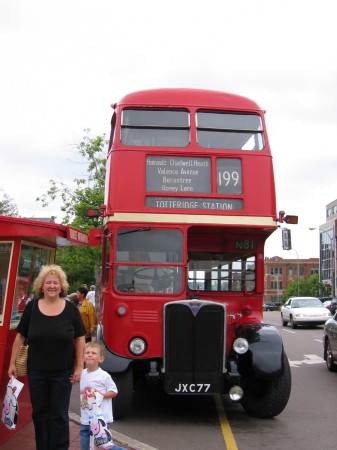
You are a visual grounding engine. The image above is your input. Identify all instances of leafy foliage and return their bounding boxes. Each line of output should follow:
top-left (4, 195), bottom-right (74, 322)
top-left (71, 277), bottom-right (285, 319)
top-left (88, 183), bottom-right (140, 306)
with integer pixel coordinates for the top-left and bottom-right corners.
top-left (0, 190), bottom-right (19, 216)
top-left (282, 274), bottom-right (325, 301)
top-left (36, 130), bottom-right (108, 289)
top-left (36, 130), bottom-right (107, 230)
top-left (56, 245), bottom-right (100, 293)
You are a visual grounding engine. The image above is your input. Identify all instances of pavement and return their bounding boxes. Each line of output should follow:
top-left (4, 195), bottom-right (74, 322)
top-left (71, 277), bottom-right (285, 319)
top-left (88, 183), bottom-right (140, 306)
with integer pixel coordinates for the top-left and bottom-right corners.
top-left (1, 411), bottom-right (159, 450)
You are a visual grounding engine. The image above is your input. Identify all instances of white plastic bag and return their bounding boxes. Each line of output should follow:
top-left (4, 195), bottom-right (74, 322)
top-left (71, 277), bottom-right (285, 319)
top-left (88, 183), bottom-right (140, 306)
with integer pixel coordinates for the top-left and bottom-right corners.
top-left (88, 392), bottom-right (114, 449)
top-left (1, 376), bottom-right (24, 430)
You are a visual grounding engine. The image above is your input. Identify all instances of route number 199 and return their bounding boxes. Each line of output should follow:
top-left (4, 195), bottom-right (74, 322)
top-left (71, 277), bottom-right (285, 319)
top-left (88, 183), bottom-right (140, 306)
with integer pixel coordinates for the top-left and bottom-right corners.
top-left (216, 158), bottom-right (242, 194)
top-left (218, 170), bottom-right (240, 187)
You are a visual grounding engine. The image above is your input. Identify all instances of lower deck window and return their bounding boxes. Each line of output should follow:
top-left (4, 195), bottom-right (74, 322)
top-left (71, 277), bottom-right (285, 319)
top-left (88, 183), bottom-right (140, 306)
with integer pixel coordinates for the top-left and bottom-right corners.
top-left (188, 252), bottom-right (255, 292)
top-left (115, 228), bottom-right (183, 294)
top-left (115, 266), bottom-right (182, 294)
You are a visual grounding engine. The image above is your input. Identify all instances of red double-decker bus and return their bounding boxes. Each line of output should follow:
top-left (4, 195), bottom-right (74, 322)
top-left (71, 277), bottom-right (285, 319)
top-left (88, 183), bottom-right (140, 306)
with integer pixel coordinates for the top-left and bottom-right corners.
top-left (89, 88), bottom-right (293, 419)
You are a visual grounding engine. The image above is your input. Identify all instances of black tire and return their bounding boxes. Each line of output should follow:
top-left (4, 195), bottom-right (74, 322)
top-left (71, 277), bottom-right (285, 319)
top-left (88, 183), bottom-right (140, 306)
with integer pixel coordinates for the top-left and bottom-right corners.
top-left (281, 314), bottom-right (288, 327)
top-left (325, 339), bottom-right (337, 372)
top-left (112, 367), bottom-right (134, 419)
top-left (290, 316), bottom-right (297, 329)
top-left (240, 353), bottom-right (291, 418)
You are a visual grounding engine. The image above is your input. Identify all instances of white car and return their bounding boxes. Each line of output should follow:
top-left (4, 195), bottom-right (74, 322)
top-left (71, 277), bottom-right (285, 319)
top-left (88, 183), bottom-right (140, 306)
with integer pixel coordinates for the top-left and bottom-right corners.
top-left (281, 296), bottom-right (332, 328)
top-left (323, 300), bottom-right (332, 308)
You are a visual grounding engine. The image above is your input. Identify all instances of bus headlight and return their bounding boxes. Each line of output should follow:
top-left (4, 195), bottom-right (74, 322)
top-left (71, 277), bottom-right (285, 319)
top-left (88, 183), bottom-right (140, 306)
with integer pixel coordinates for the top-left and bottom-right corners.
top-left (129, 337), bottom-right (147, 356)
top-left (233, 338), bottom-right (249, 354)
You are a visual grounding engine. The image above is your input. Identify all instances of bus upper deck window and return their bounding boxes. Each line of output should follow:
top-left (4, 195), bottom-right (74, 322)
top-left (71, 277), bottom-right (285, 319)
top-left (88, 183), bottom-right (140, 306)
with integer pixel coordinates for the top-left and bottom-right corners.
top-left (196, 111), bottom-right (264, 151)
top-left (120, 109), bottom-right (190, 147)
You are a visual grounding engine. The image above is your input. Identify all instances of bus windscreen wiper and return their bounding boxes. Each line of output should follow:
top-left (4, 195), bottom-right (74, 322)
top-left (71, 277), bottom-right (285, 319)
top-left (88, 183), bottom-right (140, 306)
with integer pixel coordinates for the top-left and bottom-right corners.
top-left (118, 227), bottom-right (153, 236)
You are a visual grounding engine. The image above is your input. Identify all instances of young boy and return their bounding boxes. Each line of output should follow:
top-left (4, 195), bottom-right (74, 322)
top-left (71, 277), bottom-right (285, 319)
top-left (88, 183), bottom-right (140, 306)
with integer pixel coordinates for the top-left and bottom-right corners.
top-left (80, 342), bottom-right (126, 450)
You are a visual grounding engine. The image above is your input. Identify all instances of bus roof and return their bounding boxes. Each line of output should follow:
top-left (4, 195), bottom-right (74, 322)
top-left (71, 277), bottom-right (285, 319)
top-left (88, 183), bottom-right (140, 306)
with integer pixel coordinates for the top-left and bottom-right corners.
top-left (115, 88), bottom-right (264, 113)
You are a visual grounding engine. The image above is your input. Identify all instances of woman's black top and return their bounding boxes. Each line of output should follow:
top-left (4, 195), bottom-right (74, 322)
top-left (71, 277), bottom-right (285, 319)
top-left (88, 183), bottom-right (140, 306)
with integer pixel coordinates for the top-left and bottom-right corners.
top-left (17, 299), bottom-right (85, 371)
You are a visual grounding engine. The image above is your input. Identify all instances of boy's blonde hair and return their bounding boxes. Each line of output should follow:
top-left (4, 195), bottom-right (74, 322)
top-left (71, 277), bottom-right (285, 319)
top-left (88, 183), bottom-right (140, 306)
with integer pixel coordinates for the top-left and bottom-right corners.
top-left (84, 342), bottom-right (105, 357)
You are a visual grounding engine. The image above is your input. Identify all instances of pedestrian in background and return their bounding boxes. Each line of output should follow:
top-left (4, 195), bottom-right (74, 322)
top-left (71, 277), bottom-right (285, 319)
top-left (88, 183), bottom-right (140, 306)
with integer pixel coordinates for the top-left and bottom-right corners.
top-left (68, 292), bottom-right (79, 307)
top-left (77, 286), bottom-right (98, 342)
top-left (17, 278), bottom-right (31, 313)
top-left (86, 284), bottom-right (96, 306)
top-left (8, 264), bottom-right (86, 450)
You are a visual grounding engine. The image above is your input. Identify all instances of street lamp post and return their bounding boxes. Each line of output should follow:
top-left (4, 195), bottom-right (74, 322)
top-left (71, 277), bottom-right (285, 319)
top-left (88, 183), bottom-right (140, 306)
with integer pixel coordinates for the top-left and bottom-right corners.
top-left (293, 248), bottom-right (300, 296)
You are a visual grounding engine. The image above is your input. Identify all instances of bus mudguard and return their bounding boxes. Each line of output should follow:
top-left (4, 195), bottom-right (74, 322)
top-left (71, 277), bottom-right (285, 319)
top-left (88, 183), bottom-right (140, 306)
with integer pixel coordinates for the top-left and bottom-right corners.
top-left (235, 323), bottom-right (284, 379)
top-left (96, 324), bottom-right (132, 374)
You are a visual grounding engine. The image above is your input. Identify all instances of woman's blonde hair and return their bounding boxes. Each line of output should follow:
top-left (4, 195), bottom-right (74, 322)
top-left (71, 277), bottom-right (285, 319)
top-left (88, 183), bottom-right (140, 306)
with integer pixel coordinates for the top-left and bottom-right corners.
top-left (33, 264), bottom-right (69, 298)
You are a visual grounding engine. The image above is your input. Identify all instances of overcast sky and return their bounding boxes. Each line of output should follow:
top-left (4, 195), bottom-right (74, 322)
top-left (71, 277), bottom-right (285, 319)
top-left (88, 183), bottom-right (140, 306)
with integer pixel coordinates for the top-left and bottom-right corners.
top-left (1, 0), bottom-right (336, 259)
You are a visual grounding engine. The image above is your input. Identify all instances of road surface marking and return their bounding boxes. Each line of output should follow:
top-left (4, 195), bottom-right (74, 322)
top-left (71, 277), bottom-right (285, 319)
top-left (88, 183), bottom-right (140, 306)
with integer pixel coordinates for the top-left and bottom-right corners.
top-left (214, 395), bottom-right (239, 450)
top-left (289, 354), bottom-right (325, 367)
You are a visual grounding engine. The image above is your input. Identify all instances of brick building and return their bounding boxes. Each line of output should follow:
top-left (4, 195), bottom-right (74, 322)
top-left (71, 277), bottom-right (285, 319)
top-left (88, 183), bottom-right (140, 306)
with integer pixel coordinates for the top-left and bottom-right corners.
top-left (264, 256), bottom-right (319, 303)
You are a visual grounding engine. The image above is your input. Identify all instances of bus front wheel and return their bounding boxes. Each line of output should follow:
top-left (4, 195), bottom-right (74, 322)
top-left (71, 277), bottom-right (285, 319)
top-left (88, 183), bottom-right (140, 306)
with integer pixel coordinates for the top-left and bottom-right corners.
top-left (112, 367), bottom-right (133, 419)
top-left (240, 353), bottom-right (291, 418)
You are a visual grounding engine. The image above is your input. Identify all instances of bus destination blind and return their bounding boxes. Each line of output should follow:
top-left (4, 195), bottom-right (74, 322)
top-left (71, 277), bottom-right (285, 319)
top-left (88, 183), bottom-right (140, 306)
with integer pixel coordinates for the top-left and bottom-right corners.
top-left (146, 155), bottom-right (243, 210)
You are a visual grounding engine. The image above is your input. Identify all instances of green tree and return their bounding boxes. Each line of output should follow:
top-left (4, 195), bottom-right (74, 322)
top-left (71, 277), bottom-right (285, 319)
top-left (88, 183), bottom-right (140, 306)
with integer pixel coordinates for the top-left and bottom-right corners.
top-left (0, 190), bottom-right (19, 216)
top-left (282, 274), bottom-right (325, 301)
top-left (36, 130), bottom-right (108, 289)
top-left (56, 245), bottom-right (100, 293)
top-left (306, 274), bottom-right (324, 297)
top-left (36, 130), bottom-right (107, 230)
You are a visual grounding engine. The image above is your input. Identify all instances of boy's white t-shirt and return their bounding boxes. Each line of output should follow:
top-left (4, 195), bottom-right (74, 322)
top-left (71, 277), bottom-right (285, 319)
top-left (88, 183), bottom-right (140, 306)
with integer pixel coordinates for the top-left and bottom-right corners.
top-left (80, 367), bottom-right (118, 425)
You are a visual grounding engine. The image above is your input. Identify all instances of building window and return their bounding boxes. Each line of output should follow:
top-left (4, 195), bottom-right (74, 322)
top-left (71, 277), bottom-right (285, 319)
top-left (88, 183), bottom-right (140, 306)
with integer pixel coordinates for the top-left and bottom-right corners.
top-left (320, 228), bottom-right (335, 286)
top-left (288, 266), bottom-right (302, 276)
top-left (271, 267), bottom-right (282, 275)
top-left (271, 281), bottom-right (282, 290)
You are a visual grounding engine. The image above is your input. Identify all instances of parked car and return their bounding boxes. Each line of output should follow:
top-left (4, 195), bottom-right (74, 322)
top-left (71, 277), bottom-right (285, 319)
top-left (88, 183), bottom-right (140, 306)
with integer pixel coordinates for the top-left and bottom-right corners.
top-left (323, 311), bottom-right (337, 371)
top-left (263, 302), bottom-right (280, 311)
top-left (281, 296), bottom-right (332, 328)
top-left (324, 298), bottom-right (337, 314)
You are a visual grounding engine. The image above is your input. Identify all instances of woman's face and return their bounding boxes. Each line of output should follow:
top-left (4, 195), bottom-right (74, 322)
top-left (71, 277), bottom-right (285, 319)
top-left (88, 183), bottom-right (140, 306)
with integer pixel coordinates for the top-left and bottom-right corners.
top-left (43, 274), bottom-right (61, 298)
top-left (18, 285), bottom-right (25, 296)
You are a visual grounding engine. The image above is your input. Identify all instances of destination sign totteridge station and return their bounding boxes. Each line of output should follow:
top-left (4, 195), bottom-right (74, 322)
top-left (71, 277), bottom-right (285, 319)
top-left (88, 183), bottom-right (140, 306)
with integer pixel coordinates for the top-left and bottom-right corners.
top-left (146, 155), bottom-right (243, 211)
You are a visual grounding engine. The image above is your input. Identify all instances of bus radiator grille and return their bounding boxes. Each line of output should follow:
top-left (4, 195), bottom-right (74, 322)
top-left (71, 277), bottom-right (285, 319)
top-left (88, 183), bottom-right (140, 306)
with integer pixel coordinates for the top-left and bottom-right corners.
top-left (164, 301), bottom-right (225, 394)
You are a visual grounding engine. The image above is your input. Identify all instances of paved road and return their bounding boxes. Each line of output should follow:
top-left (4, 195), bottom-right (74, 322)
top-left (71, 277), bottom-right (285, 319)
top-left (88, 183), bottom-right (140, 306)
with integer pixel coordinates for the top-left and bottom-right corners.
top-left (70, 311), bottom-right (337, 449)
